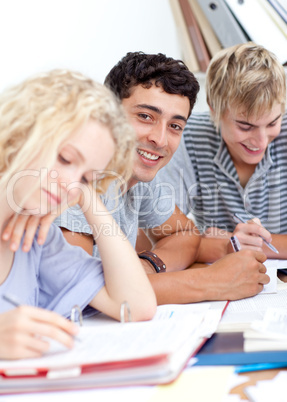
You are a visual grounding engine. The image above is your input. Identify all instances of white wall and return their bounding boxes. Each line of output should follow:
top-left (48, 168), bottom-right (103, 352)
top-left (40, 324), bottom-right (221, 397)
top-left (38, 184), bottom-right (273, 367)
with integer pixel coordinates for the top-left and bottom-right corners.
top-left (0, 0), bottom-right (207, 110)
top-left (0, 0), bottom-right (181, 88)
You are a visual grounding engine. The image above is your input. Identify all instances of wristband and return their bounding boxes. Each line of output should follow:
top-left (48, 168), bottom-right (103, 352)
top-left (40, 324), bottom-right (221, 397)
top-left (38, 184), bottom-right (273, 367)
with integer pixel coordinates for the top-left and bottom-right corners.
top-left (138, 250), bottom-right (166, 273)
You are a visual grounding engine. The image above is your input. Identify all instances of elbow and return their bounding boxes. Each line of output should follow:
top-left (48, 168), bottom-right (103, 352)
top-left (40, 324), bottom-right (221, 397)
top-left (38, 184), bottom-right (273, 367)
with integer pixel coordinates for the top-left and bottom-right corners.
top-left (132, 296), bottom-right (157, 322)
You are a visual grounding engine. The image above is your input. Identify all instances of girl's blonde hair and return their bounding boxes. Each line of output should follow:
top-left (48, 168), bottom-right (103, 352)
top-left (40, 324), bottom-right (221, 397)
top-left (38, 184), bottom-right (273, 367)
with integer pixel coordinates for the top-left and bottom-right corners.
top-left (0, 69), bottom-right (135, 198)
top-left (206, 42), bottom-right (286, 131)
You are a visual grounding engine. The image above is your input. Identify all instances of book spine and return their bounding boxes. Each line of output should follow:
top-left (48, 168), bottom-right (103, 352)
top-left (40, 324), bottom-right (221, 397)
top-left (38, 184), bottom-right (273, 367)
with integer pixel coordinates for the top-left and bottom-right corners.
top-left (169, 0), bottom-right (200, 72)
top-left (197, 0), bottom-right (247, 48)
top-left (178, 0), bottom-right (210, 72)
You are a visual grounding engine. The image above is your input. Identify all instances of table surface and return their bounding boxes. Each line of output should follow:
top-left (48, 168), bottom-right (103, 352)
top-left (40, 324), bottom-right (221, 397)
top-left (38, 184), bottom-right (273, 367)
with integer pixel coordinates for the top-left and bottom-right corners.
top-left (230, 368), bottom-right (287, 399)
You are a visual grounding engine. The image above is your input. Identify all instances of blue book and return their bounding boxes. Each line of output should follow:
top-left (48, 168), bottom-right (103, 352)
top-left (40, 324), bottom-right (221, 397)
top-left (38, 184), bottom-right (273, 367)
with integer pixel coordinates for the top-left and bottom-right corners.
top-left (195, 332), bottom-right (287, 366)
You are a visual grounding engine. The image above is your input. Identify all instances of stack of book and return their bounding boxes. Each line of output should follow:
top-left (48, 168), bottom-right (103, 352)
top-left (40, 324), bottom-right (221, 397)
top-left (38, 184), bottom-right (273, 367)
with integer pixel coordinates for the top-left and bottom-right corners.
top-left (244, 307), bottom-right (287, 352)
top-left (169, 0), bottom-right (287, 73)
top-left (195, 277), bottom-right (287, 367)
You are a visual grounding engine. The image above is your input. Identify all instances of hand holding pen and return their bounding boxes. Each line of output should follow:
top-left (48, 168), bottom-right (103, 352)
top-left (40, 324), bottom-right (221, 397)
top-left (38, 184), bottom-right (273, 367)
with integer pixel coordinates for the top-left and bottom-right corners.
top-left (232, 213), bottom-right (279, 254)
top-left (0, 294), bottom-right (79, 360)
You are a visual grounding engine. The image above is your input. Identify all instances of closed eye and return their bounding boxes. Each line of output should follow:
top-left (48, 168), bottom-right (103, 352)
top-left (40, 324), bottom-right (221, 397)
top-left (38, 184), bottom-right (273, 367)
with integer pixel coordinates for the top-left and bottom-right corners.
top-left (58, 154), bottom-right (71, 164)
top-left (237, 123), bottom-right (253, 132)
top-left (81, 176), bottom-right (89, 184)
top-left (268, 121), bottom-right (278, 128)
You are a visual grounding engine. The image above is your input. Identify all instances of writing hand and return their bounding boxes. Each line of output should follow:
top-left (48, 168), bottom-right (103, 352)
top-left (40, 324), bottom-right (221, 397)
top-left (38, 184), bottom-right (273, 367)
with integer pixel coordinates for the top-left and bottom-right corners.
top-left (0, 306), bottom-right (79, 360)
top-left (233, 217), bottom-right (272, 252)
top-left (210, 250), bottom-right (269, 300)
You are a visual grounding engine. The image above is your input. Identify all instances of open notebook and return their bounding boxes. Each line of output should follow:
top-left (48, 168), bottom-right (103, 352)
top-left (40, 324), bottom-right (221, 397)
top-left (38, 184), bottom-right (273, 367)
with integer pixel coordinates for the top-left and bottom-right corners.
top-left (0, 301), bottom-right (227, 394)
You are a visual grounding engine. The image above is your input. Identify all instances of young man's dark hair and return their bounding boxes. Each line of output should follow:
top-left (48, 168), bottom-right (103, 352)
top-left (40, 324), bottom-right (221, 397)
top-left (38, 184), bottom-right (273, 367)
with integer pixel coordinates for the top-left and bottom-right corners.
top-left (105, 51), bottom-right (199, 116)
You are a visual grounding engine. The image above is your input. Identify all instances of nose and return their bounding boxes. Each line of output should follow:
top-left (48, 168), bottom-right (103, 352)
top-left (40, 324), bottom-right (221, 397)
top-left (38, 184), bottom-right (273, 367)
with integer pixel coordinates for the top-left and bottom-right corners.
top-left (147, 122), bottom-right (168, 148)
top-left (55, 169), bottom-right (83, 203)
top-left (252, 127), bottom-right (268, 149)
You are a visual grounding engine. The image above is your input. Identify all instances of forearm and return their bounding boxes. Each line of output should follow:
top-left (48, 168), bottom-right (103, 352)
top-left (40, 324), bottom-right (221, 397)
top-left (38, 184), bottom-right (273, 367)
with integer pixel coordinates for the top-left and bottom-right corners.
top-left (196, 237), bottom-right (229, 263)
top-left (83, 191), bottom-right (156, 321)
top-left (148, 250), bottom-right (269, 305)
top-left (148, 267), bottom-right (220, 305)
top-left (152, 231), bottom-right (201, 272)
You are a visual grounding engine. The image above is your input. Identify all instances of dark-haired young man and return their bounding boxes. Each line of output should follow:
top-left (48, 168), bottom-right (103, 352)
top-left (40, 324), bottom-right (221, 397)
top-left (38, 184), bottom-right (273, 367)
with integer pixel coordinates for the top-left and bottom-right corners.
top-left (57, 52), bottom-right (269, 304)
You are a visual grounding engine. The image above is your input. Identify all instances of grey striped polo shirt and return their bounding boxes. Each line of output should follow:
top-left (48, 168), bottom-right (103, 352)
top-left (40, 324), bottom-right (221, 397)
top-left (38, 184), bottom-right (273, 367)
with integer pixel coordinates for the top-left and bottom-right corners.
top-left (158, 111), bottom-right (287, 234)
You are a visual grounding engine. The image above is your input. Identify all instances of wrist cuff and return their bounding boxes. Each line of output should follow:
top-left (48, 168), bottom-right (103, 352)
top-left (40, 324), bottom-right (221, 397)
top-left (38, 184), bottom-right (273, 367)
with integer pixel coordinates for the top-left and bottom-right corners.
top-left (138, 250), bottom-right (166, 273)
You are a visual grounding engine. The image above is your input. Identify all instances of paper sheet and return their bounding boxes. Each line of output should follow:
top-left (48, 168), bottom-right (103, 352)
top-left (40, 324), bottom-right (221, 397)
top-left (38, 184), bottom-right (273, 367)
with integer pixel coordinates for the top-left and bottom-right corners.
top-left (218, 281), bottom-right (287, 332)
top-left (244, 371), bottom-right (287, 402)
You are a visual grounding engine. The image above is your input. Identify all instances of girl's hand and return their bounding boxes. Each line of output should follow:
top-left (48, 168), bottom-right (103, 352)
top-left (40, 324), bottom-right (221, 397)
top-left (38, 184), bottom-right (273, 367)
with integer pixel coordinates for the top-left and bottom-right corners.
top-left (2, 194), bottom-right (81, 252)
top-left (2, 214), bottom-right (56, 252)
top-left (0, 306), bottom-right (79, 360)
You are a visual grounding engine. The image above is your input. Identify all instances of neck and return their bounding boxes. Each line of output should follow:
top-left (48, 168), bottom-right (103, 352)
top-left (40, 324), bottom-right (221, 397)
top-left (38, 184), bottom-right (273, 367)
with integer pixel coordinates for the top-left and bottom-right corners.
top-left (126, 178), bottom-right (139, 191)
top-left (234, 163), bottom-right (256, 188)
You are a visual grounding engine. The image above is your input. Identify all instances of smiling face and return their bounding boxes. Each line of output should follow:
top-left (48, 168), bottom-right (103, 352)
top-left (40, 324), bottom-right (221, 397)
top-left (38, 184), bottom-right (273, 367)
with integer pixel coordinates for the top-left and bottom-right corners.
top-left (121, 84), bottom-right (190, 188)
top-left (220, 104), bottom-right (282, 171)
top-left (11, 119), bottom-right (115, 216)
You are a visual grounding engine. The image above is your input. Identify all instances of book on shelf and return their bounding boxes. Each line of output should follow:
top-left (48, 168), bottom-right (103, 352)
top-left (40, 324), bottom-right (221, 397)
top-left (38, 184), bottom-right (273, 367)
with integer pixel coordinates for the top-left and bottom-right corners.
top-left (169, 0), bottom-right (200, 72)
top-left (196, 0), bottom-right (248, 48)
top-left (188, 0), bottom-right (222, 57)
top-left (178, 0), bottom-right (211, 72)
top-left (0, 302), bottom-right (227, 395)
top-left (267, 0), bottom-right (287, 24)
top-left (224, 0), bottom-right (287, 64)
top-left (258, 0), bottom-right (287, 38)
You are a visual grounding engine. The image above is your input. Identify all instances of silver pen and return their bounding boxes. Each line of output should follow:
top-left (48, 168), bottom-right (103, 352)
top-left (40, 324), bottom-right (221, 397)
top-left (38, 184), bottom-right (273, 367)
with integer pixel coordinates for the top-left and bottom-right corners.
top-left (2, 293), bottom-right (21, 306)
top-left (233, 213), bottom-right (279, 254)
top-left (2, 294), bottom-right (82, 342)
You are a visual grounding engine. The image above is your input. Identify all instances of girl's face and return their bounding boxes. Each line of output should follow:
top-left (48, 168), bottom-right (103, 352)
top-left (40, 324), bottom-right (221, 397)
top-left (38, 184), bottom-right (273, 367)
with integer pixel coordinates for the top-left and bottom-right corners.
top-left (220, 103), bottom-right (282, 169)
top-left (10, 119), bottom-right (115, 216)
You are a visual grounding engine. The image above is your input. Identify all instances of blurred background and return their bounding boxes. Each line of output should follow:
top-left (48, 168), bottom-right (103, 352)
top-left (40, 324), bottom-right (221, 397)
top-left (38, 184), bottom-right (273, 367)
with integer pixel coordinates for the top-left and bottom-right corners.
top-left (0, 0), bottom-right (208, 111)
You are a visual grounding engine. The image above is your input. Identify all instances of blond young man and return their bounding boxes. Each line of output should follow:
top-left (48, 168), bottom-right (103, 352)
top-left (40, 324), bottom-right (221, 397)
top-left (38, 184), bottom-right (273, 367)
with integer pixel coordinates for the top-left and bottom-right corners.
top-left (160, 43), bottom-right (287, 263)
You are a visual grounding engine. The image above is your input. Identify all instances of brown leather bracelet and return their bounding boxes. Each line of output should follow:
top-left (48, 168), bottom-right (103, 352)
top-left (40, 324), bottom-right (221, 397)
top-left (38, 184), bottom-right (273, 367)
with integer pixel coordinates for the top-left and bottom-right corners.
top-left (138, 250), bottom-right (166, 273)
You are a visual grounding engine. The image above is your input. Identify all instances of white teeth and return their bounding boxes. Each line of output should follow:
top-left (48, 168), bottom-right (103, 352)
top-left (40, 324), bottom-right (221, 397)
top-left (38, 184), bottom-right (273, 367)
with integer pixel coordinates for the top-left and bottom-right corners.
top-left (245, 145), bottom-right (260, 151)
top-left (137, 149), bottom-right (160, 160)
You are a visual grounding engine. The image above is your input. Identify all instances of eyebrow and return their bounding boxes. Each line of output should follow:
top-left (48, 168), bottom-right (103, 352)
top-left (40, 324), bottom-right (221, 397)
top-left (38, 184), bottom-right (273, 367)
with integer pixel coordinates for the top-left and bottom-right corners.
top-left (235, 113), bottom-right (282, 127)
top-left (136, 104), bottom-right (188, 123)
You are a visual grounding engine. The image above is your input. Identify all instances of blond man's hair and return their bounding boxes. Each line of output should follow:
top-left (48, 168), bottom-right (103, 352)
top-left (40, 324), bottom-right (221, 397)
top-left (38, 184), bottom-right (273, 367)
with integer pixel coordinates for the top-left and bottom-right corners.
top-left (206, 42), bottom-right (286, 130)
top-left (0, 69), bottom-right (135, 199)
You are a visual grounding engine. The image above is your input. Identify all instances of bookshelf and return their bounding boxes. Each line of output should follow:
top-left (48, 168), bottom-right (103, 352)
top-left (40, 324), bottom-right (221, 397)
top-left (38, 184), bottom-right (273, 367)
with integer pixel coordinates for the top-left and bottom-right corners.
top-left (170, 0), bottom-right (287, 74)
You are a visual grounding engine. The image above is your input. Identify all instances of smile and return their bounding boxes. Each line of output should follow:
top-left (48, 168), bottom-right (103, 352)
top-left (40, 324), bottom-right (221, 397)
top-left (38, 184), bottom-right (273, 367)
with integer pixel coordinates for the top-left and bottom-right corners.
top-left (244, 145), bottom-right (260, 151)
top-left (137, 149), bottom-right (160, 161)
